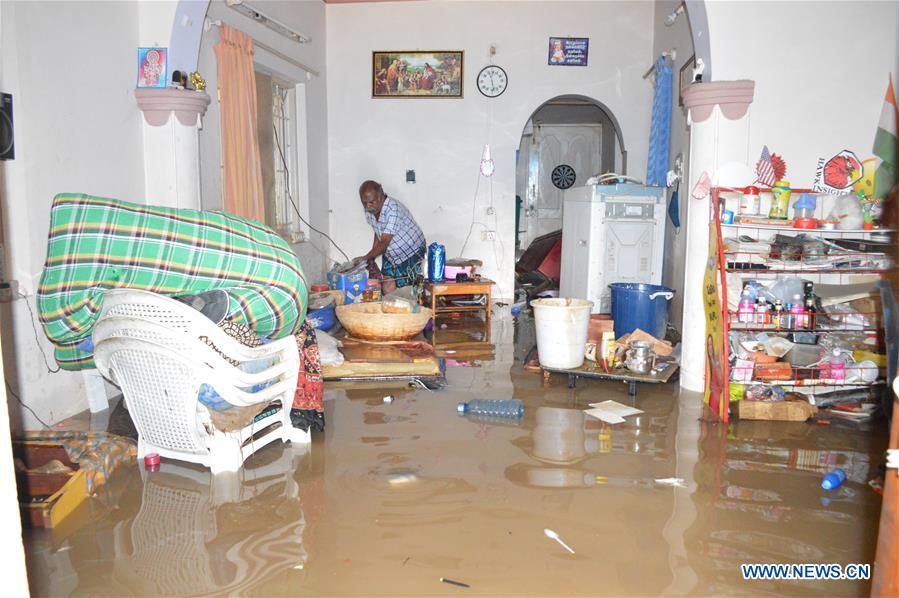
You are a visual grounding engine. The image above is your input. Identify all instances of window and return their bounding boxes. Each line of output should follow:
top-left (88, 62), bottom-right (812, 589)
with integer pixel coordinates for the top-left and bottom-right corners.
top-left (255, 71), bottom-right (308, 243)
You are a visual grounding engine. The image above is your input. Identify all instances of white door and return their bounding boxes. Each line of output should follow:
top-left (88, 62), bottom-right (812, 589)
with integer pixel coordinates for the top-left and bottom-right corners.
top-left (523, 124), bottom-right (602, 248)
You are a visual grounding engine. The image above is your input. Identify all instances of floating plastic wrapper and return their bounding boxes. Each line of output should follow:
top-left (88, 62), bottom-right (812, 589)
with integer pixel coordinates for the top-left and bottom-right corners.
top-left (428, 242), bottom-right (446, 282)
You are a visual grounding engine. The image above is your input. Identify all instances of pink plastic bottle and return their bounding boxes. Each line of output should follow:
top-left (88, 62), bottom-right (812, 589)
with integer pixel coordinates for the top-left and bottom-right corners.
top-left (738, 288), bottom-right (754, 324)
top-left (789, 294), bottom-right (805, 329)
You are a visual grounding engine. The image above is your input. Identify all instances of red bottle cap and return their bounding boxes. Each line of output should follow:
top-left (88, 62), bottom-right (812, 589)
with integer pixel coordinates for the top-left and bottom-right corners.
top-left (144, 453), bottom-right (160, 468)
top-left (744, 186), bottom-right (759, 194)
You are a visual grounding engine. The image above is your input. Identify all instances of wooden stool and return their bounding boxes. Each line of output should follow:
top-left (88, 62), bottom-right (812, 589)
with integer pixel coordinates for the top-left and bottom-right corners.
top-left (425, 279), bottom-right (494, 323)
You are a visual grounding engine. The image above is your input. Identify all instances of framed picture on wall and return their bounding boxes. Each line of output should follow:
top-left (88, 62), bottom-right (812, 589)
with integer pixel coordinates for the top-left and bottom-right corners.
top-left (679, 55), bottom-right (695, 106)
top-left (372, 51), bottom-right (464, 98)
top-left (547, 37), bottom-right (589, 66)
top-left (137, 47), bottom-right (168, 88)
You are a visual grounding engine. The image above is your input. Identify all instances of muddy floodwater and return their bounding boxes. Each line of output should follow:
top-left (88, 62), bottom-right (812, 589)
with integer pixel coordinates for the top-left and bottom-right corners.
top-left (24, 314), bottom-right (887, 596)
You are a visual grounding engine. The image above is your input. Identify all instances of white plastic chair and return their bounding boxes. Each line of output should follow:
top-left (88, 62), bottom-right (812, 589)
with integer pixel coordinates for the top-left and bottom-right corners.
top-left (92, 289), bottom-right (309, 474)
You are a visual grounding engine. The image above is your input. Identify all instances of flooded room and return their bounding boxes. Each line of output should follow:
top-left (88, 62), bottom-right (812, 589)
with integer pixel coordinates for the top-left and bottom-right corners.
top-left (0, 0), bottom-right (898, 595)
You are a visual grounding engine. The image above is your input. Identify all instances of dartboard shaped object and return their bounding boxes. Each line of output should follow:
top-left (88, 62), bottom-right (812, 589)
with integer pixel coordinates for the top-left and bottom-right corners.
top-left (551, 164), bottom-right (576, 190)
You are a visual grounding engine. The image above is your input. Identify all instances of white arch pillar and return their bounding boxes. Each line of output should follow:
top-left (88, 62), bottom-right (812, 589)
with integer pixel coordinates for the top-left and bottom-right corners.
top-left (679, 81), bottom-right (755, 392)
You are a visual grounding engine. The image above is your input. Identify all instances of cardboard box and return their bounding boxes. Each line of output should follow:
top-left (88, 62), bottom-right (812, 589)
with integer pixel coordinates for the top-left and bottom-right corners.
top-left (735, 399), bottom-right (818, 422)
top-left (327, 268), bottom-right (368, 304)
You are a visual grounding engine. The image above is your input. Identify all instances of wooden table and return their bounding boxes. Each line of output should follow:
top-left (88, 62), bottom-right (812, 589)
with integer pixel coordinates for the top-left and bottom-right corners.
top-left (425, 279), bottom-right (494, 322)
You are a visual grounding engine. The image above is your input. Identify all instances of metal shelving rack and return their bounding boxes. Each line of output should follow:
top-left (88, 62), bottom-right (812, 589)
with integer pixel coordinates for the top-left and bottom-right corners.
top-left (710, 186), bottom-right (893, 401)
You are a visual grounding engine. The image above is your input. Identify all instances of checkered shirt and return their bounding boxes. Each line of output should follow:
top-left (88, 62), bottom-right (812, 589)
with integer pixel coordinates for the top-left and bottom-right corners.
top-left (365, 196), bottom-right (426, 264)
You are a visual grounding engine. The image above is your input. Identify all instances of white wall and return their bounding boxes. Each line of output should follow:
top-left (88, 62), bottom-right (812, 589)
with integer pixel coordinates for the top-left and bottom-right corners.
top-left (654, 0), bottom-right (694, 331)
top-left (326, 1), bottom-right (655, 299)
top-left (0, 1), bottom-right (146, 429)
top-left (705, 0), bottom-right (899, 188)
top-left (198, 0), bottom-right (331, 284)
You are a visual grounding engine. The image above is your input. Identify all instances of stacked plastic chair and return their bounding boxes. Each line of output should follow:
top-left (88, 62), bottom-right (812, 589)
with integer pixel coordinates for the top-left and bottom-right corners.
top-left (93, 289), bottom-right (309, 474)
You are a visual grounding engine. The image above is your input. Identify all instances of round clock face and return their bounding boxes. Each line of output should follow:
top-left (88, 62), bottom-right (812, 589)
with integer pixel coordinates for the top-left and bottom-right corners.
top-left (477, 65), bottom-right (508, 98)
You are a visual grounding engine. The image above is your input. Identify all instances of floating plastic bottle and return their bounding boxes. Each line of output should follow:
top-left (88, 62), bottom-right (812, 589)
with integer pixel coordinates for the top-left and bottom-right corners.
top-left (821, 468), bottom-right (847, 491)
top-left (457, 399), bottom-right (524, 418)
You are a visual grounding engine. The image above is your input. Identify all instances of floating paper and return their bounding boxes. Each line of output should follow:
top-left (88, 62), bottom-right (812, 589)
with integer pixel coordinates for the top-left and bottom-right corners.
top-left (585, 400), bottom-right (643, 424)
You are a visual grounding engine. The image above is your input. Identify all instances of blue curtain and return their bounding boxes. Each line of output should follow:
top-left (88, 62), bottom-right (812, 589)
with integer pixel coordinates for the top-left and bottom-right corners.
top-left (646, 56), bottom-right (673, 187)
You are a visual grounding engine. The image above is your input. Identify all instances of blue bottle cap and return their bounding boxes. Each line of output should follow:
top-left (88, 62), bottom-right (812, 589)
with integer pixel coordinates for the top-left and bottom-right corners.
top-left (457, 402), bottom-right (467, 414)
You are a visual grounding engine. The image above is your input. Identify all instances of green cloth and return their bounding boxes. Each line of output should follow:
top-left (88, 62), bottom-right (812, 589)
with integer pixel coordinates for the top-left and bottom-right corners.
top-left (38, 193), bottom-right (308, 370)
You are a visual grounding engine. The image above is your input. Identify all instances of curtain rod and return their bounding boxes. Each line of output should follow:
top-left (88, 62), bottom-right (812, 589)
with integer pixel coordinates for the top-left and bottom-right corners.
top-left (206, 18), bottom-right (320, 78)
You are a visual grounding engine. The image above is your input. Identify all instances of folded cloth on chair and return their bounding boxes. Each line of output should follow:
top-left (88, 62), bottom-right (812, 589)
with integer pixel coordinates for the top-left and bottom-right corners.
top-left (37, 194), bottom-right (308, 370)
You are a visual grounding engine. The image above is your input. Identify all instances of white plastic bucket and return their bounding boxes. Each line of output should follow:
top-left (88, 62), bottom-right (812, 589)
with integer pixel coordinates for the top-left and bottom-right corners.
top-left (531, 298), bottom-right (594, 369)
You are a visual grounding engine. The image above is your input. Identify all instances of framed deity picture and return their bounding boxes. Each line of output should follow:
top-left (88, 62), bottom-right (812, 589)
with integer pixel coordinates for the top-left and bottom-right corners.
top-left (137, 47), bottom-right (168, 88)
top-left (372, 51), bottom-right (463, 98)
top-left (547, 37), bottom-right (589, 66)
top-left (679, 55), bottom-right (695, 106)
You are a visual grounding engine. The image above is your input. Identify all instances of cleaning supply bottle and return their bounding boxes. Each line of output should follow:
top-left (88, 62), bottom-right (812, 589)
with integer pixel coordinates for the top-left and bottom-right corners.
top-left (790, 295), bottom-right (805, 329)
top-left (783, 303), bottom-right (794, 329)
top-left (738, 288), bottom-right (755, 323)
top-left (821, 468), bottom-right (847, 490)
top-left (457, 399), bottom-right (524, 419)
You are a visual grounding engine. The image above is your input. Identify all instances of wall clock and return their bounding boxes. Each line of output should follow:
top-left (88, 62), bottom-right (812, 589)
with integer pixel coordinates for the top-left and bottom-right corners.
top-left (477, 65), bottom-right (508, 98)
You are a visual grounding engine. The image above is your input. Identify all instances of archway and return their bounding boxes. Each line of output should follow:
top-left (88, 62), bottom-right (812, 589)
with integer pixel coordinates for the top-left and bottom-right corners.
top-left (514, 95), bottom-right (625, 256)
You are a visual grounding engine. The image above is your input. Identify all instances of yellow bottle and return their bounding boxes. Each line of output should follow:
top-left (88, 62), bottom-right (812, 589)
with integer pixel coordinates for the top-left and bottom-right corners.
top-left (769, 180), bottom-right (791, 220)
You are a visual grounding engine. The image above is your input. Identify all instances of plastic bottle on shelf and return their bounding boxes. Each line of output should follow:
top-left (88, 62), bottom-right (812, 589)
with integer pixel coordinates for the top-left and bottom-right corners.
top-left (790, 295), bottom-right (806, 329)
top-left (769, 180), bottom-right (791, 220)
top-left (821, 468), bottom-right (847, 491)
top-left (739, 186), bottom-right (761, 216)
top-left (738, 288), bottom-right (755, 324)
top-left (755, 299), bottom-right (769, 326)
top-left (783, 303), bottom-right (794, 329)
top-left (772, 300), bottom-right (785, 329)
top-left (457, 399), bottom-right (525, 419)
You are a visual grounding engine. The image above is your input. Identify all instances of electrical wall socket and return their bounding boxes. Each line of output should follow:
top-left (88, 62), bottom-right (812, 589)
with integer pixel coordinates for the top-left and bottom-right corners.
top-left (481, 230), bottom-right (496, 241)
top-left (0, 280), bottom-right (19, 302)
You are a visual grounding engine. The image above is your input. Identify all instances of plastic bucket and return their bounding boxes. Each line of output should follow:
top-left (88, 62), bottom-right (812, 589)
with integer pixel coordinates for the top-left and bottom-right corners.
top-left (532, 298), bottom-right (594, 369)
top-left (609, 283), bottom-right (674, 339)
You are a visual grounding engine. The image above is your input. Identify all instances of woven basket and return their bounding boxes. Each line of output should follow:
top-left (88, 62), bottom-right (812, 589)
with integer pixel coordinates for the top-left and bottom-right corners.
top-left (335, 302), bottom-right (432, 341)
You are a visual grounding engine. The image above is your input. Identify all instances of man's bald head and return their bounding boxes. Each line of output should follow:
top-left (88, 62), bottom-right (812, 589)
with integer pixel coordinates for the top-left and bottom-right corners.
top-left (359, 180), bottom-right (384, 197)
top-left (359, 180), bottom-right (386, 215)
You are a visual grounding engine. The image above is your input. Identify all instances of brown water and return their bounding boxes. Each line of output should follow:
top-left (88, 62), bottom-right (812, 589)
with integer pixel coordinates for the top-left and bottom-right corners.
top-left (24, 314), bottom-right (887, 596)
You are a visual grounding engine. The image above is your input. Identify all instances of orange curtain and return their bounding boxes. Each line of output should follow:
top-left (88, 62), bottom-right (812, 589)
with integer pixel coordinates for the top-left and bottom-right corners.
top-left (214, 26), bottom-right (265, 222)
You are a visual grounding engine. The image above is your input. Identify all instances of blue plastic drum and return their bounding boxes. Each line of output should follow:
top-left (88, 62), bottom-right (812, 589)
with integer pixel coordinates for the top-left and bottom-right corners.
top-left (609, 283), bottom-right (675, 339)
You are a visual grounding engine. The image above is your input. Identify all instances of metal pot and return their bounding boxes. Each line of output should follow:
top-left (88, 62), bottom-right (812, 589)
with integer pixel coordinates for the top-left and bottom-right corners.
top-left (625, 341), bottom-right (655, 374)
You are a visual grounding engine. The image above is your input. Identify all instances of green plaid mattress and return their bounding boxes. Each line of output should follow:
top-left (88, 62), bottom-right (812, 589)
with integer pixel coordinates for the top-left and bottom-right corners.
top-left (38, 193), bottom-right (308, 370)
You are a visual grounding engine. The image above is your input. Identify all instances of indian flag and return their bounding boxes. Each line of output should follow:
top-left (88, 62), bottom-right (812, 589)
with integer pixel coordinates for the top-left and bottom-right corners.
top-left (873, 75), bottom-right (898, 199)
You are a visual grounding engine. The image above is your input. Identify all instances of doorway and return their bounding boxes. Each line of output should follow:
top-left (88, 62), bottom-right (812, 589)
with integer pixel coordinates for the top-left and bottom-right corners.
top-left (513, 96), bottom-right (625, 300)
top-left (515, 96), bottom-right (625, 254)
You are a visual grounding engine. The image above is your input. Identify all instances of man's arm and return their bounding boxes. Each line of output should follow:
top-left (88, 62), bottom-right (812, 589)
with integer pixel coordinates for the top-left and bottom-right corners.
top-left (356, 232), bottom-right (393, 263)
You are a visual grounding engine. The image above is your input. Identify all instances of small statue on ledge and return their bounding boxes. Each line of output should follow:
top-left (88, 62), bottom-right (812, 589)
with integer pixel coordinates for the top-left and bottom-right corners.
top-left (190, 71), bottom-right (207, 92)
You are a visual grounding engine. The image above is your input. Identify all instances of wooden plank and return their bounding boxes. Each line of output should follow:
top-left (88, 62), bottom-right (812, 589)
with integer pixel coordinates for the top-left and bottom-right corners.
top-left (16, 472), bottom-right (73, 499)
top-left (873, 395), bottom-right (899, 595)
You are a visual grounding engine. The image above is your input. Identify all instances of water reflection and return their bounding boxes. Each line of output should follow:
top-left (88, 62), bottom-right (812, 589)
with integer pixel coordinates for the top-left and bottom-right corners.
top-left (30, 445), bottom-right (311, 596)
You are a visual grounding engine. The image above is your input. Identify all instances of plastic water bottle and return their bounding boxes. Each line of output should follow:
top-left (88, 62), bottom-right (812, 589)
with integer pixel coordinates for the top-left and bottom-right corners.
top-left (457, 399), bottom-right (524, 418)
top-left (821, 468), bottom-right (847, 491)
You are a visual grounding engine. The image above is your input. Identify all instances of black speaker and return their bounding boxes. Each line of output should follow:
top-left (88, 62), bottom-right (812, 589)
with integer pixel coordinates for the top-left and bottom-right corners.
top-left (0, 93), bottom-right (14, 161)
